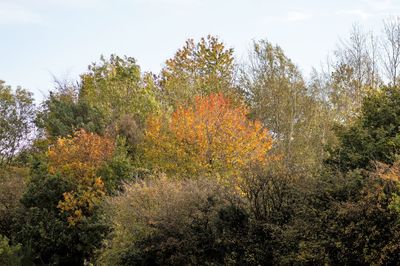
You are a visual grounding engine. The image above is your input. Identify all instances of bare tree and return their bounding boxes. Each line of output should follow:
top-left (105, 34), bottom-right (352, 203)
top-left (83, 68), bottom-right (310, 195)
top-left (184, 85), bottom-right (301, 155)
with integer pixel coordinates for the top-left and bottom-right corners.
top-left (330, 24), bottom-right (380, 123)
top-left (381, 16), bottom-right (400, 86)
top-left (240, 40), bottom-right (333, 173)
top-left (335, 23), bottom-right (380, 90)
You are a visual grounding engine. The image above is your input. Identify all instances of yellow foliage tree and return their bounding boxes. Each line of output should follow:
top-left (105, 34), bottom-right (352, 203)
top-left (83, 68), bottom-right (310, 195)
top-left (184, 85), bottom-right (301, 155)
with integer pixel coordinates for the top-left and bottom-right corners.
top-left (160, 35), bottom-right (240, 106)
top-left (47, 129), bottom-right (115, 225)
top-left (142, 93), bottom-right (272, 179)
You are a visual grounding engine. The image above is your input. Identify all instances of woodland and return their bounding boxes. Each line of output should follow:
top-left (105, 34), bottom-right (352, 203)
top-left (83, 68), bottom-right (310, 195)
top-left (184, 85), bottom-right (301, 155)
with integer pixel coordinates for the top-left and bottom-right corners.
top-left (2, 19), bottom-right (400, 265)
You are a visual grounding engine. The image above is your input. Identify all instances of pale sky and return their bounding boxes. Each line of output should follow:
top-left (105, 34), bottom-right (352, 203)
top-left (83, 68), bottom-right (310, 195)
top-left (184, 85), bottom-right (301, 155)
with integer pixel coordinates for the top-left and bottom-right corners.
top-left (1, 0), bottom-right (399, 101)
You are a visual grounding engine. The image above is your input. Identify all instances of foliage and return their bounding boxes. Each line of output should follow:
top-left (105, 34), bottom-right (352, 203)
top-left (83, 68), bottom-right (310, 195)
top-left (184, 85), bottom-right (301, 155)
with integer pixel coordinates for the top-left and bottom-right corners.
top-left (6, 23), bottom-right (400, 265)
top-left (16, 203), bottom-right (109, 265)
top-left (0, 80), bottom-right (35, 165)
top-left (303, 170), bottom-right (400, 265)
top-left (97, 176), bottom-right (251, 266)
top-left (107, 114), bottom-right (144, 156)
top-left (36, 84), bottom-right (105, 138)
top-left (142, 93), bottom-right (272, 178)
top-left (330, 24), bottom-right (381, 123)
top-left (47, 129), bottom-right (115, 225)
top-left (16, 152), bottom-right (109, 265)
top-left (240, 40), bottom-right (334, 174)
top-left (329, 63), bottom-right (370, 122)
top-left (97, 136), bottom-right (136, 193)
top-left (98, 165), bottom-right (322, 266)
top-left (80, 55), bottom-right (159, 124)
top-left (328, 86), bottom-right (400, 171)
top-left (160, 35), bottom-right (239, 107)
top-left (0, 167), bottom-right (27, 238)
top-left (239, 162), bottom-right (302, 224)
top-left (0, 235), bottom-right (21, 266)
top-left (376, 159), bottom-right (400, 216)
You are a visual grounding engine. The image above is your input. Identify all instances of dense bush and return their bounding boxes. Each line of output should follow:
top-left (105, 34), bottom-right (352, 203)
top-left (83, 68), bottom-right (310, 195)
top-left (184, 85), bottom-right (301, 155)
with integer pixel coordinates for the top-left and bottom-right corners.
top-left (328, 86), bottom-right (400, 171)
top-left (0, 167), bottom-right (27, 239)
top-left (97, 176), bottom-right (249, 265)
top-left (0, 235), bottom-right (22, 266)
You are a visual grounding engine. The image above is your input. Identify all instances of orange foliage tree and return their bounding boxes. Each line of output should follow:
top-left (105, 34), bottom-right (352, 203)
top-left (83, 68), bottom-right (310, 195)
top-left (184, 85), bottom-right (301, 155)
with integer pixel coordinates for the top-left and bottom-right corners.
top-left (47, 129), bottom-right (115, 225)
top-left (142, 93), bottom-right (272, 179)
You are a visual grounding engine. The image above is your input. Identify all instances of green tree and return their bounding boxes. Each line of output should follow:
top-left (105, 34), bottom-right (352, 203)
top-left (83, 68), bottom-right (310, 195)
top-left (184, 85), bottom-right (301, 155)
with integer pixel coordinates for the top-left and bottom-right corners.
top-left (80, 55), bottom-right (159, 124)
top-left (301, 170), bottom-right (400, 265)
top-left (36, 82), bottom-right (105, 138)
top-left (328, 86), bottom-right (400, 171)
top-left (13, 141), bottom-right (109, 265)
top-left (0, 80), bottom-right (35, 165)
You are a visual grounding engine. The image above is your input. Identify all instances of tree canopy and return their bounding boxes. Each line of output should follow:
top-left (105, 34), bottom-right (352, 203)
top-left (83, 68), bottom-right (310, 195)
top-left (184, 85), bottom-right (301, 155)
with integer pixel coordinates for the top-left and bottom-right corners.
top-left (4, 24), bottom-right (400, 265)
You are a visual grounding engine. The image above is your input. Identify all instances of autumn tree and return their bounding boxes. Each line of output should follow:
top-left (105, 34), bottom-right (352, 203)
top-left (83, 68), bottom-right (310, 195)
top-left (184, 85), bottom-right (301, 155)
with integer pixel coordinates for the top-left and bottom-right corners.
top-left (160, 35), bottom-right (240, 107)
top-left (14, 128), bottom-right (133, 264)
top-left (142, 93), bottom-right (272, 179)
top-left (0, 81), bottom-right (35, 165)
top-left (47, 129), bottom-right (115, 225)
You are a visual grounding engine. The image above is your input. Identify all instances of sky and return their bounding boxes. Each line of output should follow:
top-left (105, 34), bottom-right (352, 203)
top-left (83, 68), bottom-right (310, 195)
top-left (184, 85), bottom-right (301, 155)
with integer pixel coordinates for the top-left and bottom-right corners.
top-left (1, 0), bottom-right (400, 102)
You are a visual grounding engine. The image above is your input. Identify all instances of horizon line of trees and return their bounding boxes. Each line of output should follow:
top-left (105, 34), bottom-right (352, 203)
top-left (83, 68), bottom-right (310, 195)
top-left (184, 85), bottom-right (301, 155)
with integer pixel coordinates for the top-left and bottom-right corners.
top-left (2, 18), bottom-right (400, 265)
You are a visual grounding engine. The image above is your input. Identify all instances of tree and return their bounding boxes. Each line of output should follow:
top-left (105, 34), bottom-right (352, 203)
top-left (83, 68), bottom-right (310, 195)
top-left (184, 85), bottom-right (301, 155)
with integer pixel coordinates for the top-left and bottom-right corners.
top-left (296, 169), bottom-right (400, 265)
top-left (36, 81), bottom-right (106, 139)
top-left (80, 55), bottom-right (159, 124)
top-left (328, 24), bottom-right (381, 123)
top-left (381, 17), bottom-right (400, 86)
top-left (0, 81), bottom-right (35, 165)
top-left (335, 24), bottom-right (380, 90)
top-left (47, 129), bottom-right (115, 225)
top-left (142, 93), bottom-right (272, 179)
top-left (160, 35), bottom-right (239, 107)
top-left (17, 173), bottom-right (109, 265)
top-left (327, 86), bottom-right (400, 171)
top-left (14, 130), bottom-right (118, 264)
top-left (240, 40), bottom-right (331, 173)
top-left (0, 167), bottom-right (27, 238)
